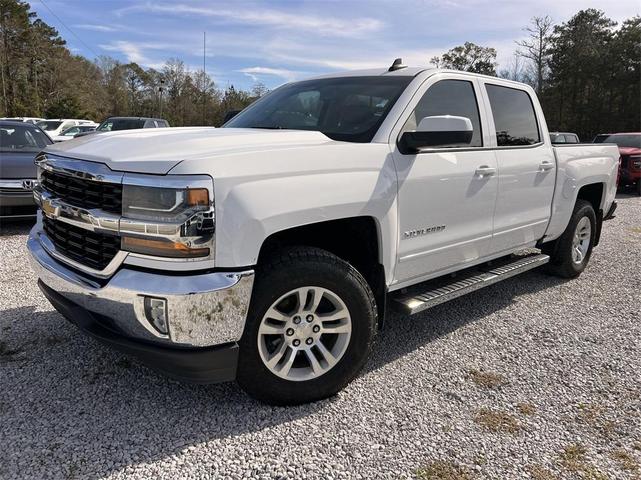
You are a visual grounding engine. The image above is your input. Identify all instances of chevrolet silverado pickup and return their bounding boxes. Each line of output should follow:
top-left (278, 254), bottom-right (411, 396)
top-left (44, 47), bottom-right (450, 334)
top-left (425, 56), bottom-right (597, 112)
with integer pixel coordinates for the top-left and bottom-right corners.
top-left (28, 62), bottom-right (619, 405)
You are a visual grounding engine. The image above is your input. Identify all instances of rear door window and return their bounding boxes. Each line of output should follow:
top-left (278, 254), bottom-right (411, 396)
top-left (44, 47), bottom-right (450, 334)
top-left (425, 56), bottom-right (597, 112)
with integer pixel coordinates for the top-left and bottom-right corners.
top-left (485, 84), bottom-right (540, 146)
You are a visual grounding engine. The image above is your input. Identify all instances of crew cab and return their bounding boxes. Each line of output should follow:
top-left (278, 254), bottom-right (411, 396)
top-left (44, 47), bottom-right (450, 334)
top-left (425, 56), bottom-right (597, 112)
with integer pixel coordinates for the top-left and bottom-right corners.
top-left (27, 63), bottom-right (619, 405)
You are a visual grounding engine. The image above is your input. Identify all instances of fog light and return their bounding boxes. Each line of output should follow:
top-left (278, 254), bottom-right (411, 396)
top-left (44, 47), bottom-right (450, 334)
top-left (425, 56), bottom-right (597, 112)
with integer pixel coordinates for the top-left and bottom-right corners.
top-left (144, 297), bottom-right (168, 335)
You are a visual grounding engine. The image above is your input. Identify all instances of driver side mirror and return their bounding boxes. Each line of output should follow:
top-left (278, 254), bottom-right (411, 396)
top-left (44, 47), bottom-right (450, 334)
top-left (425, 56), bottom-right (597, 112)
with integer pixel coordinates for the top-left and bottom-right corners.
top-left (398, 115), bottom-right (473, 154)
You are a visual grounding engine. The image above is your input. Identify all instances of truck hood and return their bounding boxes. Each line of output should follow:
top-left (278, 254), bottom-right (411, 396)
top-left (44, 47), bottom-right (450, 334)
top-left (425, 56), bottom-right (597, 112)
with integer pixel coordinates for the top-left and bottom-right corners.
top-left (43, 127), bottom-right (336, 174)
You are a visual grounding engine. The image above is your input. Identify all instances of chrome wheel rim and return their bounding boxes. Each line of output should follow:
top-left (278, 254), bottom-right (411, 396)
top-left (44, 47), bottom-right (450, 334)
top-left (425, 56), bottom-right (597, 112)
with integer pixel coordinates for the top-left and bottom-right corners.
top-left (572, 217), bottom-right (591, 265)
top-left (257, 286), bottom-right (352, 382)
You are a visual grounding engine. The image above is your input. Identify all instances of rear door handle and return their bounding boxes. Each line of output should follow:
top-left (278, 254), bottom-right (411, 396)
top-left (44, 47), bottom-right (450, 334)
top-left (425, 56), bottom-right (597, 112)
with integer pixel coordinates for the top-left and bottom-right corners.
top-left (539, 161), bottom-right (554, 171)
top-left (475, 165), bottom-right (496, 177)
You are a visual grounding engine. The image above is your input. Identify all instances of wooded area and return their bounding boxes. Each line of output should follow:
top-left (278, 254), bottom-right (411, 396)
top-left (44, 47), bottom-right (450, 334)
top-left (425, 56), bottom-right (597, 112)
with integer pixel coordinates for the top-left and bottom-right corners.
top-left (0, 0), bottom-right (639, 139)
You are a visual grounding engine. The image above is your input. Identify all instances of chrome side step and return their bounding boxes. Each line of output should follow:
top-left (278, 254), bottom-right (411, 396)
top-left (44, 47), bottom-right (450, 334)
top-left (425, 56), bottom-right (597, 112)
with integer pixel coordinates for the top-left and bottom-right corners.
top-left (392, 253), bottom-right (549, 315)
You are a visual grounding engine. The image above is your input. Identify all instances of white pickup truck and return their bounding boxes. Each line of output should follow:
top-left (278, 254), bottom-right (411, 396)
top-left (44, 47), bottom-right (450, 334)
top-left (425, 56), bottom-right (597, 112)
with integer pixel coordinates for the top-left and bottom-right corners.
top-left (28, 62), bottom-right (619, 405)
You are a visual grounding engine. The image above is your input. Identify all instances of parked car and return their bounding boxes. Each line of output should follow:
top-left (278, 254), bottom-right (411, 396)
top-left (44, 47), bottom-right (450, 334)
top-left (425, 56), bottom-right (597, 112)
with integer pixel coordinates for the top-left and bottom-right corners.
top-left (0, 117), bottom-right (45, 125)
top-left (36, 119), bottom-right (95, 139)
top-left (550, 132), bottom-right (580, 144)
top-left (0, 120), bottom-right (52, 219)
top-left (28, 63), bottom-right (619, 405)
top-left (601, 133), bottom-right (641, 195)
top-left (592, 133), bottom-right (612, 143)
top-left (52, 124), bottom-right (98, 142)
top-left (74, 117), bottom-right (170, 138)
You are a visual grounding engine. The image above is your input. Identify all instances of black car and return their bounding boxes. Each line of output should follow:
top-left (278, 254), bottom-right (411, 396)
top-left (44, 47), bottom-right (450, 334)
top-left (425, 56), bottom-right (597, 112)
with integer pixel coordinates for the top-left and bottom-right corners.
top-left (74, 117), bottom-right (170, 138)
top-left (0, 120), bottom-right (52, 219)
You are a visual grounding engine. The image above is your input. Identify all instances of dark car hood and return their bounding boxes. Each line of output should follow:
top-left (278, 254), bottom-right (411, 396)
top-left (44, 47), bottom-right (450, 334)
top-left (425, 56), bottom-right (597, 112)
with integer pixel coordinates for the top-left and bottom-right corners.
top-left (0, 150), bottom-right (39, 179)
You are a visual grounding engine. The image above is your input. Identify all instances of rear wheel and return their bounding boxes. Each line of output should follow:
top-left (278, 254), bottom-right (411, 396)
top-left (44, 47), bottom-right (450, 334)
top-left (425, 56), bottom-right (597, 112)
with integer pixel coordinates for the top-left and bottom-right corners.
top-left (543, 200), bottom-right (596, 278)
top-left (237, 247), bottom-right (377, 405)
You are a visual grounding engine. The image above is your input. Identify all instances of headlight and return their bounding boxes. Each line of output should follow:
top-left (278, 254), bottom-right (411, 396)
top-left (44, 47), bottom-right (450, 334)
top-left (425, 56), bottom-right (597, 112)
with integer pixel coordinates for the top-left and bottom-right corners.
top-left (122, 184), bottom-right (209, 222)
top-left (120, 176), bottom-right (215, 259)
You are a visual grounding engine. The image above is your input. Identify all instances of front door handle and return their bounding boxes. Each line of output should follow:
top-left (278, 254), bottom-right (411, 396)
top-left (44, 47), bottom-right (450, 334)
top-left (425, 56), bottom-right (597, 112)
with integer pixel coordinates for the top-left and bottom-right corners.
top-left (539, 161), bottom-right (554, 171)
top-left (475, 165), bottom-right (496, 177)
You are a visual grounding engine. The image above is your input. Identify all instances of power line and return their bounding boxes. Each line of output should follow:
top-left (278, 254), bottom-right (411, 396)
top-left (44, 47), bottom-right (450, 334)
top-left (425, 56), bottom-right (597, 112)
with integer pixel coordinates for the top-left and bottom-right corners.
top-left (38, 0), bottom-right (100, 58)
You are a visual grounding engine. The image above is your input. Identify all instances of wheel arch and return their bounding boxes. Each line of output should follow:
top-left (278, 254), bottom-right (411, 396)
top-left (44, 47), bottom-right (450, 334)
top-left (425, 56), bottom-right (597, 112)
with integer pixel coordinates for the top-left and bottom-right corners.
top-left (257, 216), bottom-right (388, 327)
top-left (576, 182), bottom-right (605, 246)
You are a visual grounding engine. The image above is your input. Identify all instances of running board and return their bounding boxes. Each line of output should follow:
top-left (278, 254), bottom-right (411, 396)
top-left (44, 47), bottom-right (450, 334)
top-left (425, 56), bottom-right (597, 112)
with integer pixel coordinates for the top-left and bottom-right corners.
top-left (392, 253), bottom-right (550, 315)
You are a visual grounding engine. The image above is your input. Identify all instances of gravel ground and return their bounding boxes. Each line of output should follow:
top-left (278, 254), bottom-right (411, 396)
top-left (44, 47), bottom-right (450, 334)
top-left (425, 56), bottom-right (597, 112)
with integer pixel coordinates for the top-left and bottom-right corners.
top-left (0, 195), bottom-right (639, 480)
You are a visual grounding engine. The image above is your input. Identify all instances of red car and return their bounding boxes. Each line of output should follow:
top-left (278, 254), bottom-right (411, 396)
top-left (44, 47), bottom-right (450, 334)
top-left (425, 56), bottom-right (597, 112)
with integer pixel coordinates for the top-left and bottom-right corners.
top-left (597, 133), bottom-right (641, 195)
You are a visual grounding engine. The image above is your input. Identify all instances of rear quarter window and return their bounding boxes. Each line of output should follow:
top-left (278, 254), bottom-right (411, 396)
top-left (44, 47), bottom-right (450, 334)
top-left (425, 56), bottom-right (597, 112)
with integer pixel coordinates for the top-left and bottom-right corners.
top-left (485, 84), bottom-right (541, 146)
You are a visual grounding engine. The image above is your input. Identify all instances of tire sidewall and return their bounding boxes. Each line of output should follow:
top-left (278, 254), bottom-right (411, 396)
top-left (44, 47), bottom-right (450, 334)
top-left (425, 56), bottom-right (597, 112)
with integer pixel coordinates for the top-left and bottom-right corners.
top-left (237, 251), bottom-right (376, 404)
top-left (563, 202), bottom-right (597, 275)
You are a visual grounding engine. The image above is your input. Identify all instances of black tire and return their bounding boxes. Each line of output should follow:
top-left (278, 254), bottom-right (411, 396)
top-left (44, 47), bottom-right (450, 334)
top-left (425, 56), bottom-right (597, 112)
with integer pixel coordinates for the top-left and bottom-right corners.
top-left (542, 200), bottom-right (596, 278)
top-left (237, 247), bottom-right (377, 405)
top-left (636, 179), bottom-right (641, 196)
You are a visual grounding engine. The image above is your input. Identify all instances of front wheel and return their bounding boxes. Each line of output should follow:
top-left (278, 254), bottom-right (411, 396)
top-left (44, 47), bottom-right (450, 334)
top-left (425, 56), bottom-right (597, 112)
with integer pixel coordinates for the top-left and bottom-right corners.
top-left (237, 247), bottom-right (377, 405)
top-left (542, 200), bottom-right (596, 278)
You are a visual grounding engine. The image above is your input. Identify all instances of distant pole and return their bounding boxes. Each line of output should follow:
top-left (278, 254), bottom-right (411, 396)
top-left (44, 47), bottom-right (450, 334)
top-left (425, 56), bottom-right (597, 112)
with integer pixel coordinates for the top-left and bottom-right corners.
top-left (202, 31), bottom-right (206, 125)
top-left (159, 79), bottom-right (164, 117)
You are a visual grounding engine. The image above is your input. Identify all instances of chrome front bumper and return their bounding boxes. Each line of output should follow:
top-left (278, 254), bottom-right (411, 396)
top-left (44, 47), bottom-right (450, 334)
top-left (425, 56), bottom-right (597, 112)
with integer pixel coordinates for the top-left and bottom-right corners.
top-left (28, 227), bottom-right (254, 348)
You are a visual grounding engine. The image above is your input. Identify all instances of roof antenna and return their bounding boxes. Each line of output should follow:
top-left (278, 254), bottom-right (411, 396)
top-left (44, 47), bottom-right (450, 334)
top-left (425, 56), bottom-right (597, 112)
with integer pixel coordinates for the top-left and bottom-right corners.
top-left (388, 58), bottom-right (406, 72)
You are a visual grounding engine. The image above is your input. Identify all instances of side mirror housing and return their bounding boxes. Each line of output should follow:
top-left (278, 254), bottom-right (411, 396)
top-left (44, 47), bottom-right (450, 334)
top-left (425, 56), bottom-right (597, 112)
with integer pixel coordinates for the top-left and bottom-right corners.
top-left (398, 115), bottom-right (473, 154)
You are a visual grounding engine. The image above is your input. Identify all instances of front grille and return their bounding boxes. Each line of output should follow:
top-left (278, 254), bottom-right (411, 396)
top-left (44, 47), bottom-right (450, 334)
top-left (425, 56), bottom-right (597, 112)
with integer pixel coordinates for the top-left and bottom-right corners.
top-left (43, 216), bottom-right (120, 270)
top-left (621, 156), bottom-right (629, 169)
top-left (41, 170), bottom-right (122, 214)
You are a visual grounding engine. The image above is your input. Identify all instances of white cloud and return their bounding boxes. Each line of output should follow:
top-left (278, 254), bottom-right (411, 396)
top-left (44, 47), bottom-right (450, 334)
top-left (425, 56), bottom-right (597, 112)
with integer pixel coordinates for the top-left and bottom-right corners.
top-left (116, 3), bottom-right (383, 37)
top-left (238, 66), bottom-right (302, 82)
top-left (74, 24), bottom-right (118, 33)
top-left (99, 41), bottom-right (169, 69)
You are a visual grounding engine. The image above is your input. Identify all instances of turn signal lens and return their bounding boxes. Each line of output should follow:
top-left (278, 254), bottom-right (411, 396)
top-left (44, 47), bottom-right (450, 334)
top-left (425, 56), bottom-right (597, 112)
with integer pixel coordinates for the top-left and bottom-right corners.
top-left (187, 188), bottom-right (209, 206)
top-left (122, 236), bottom-right (209, 258)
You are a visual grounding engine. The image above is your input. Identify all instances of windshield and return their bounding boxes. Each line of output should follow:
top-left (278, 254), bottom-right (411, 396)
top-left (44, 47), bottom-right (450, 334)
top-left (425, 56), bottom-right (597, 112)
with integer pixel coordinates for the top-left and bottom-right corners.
top-left (224, 76), bottom-right (413, 142)
top-left (605, 134), bottom-right (641, 149)
top-left (0, 124), bottom-right (51, 151)
top-left (98, 118), bottom-right (146, 131)
top-left (61, 127), bottom-right (79, 136)
top-left (36, 120), bottom-right (62, 131)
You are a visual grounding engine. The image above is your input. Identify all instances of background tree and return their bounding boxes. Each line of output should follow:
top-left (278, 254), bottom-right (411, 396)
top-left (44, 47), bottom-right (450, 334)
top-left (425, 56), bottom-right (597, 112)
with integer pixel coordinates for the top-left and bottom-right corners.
top-left (0, 0), bottom-right (638, 135)
top-left (430, 42), bottom-right (498, 75)
top-left (515, 15), bottom-right (554, 95)
top-left (543, 9), bottom-right (618, 138)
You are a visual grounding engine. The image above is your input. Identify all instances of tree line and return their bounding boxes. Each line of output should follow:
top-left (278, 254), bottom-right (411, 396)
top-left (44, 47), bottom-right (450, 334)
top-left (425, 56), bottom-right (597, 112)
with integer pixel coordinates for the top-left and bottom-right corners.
top-left (431, 9), bottom-right (640, 140)
top-left (0, 0), bottom-right (263, 126)
top-left (1, 0), bottom-right (639, 138)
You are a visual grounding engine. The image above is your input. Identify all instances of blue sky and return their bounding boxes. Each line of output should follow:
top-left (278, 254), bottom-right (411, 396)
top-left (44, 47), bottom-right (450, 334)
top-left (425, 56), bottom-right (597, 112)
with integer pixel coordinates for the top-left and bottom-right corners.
top-left (32, 0), bottom-right (640, 91)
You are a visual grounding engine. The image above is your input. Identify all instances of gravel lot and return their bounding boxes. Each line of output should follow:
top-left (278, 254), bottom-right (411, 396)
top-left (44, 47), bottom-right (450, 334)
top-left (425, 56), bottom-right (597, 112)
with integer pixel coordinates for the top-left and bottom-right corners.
top-left (1, 195), bottom-right (639, 480)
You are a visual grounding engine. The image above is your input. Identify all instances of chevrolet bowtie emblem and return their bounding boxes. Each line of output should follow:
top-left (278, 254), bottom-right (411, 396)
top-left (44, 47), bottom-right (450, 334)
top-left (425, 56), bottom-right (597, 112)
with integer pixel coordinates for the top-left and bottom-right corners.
top-left (41, 196), bottom-right (61, 217)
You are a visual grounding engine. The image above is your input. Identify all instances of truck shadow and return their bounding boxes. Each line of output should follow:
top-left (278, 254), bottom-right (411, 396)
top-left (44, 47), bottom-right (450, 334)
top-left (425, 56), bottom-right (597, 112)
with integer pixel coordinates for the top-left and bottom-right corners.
top-left (0, 269), bottom-right (568, 478)
top-left (366, 269), bottom-right (569, 374)
top-left (0, 218), bottom-right (33, 236)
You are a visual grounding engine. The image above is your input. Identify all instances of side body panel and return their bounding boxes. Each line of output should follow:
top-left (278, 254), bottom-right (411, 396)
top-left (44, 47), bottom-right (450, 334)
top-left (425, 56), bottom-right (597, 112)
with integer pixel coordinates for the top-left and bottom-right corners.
top-left (544, 144), bottom-right (619, 241)
top-left (169, 143), bottom-right (400, 285)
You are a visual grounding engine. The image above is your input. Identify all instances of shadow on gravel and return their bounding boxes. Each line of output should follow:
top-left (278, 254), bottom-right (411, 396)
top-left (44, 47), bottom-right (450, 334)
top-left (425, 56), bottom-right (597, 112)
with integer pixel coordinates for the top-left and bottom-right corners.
top-left (0, 218), bottom-right (34, 236)
top-left (0, 269), bottom-right (569, 478)
top-left (0, 304), bottom-right (333, 478)
top-left (366, 269), bottom-right (569, 374)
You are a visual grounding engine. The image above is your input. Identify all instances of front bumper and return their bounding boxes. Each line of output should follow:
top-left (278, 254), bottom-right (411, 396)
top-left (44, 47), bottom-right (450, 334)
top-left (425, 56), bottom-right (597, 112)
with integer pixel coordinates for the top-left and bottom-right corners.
top-left (0, 188), bottom-right (37, 218)
top-left (39, 280), bottom-right (239, 383)
top-left (28, 228), bottom-right (255, 382)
